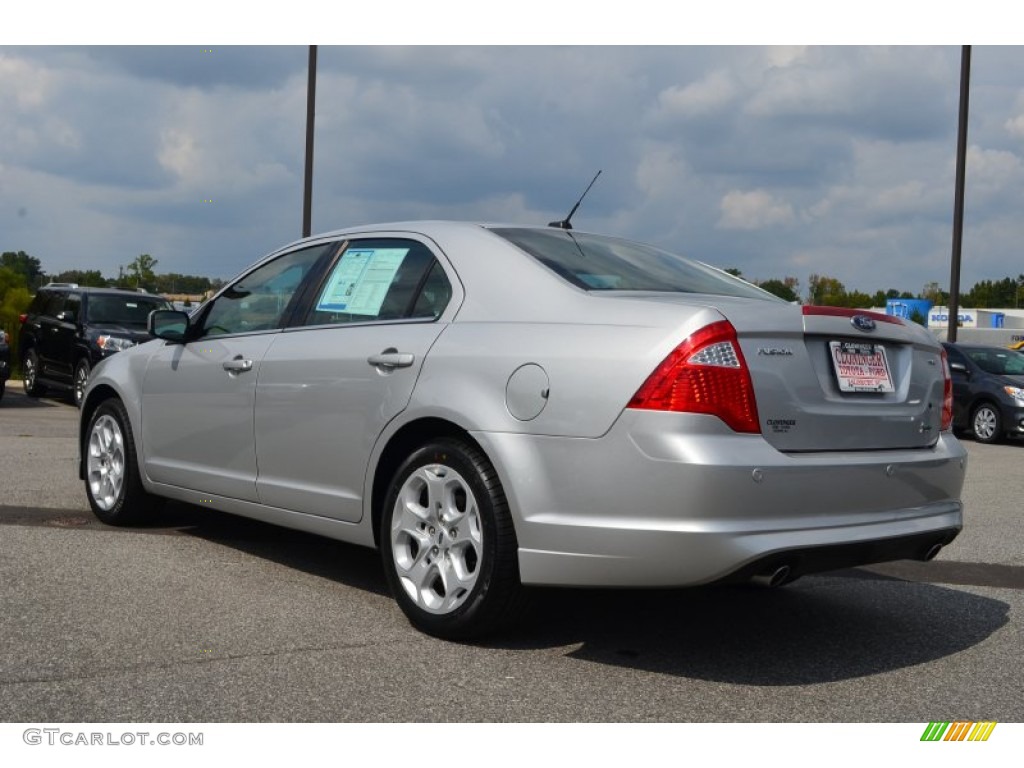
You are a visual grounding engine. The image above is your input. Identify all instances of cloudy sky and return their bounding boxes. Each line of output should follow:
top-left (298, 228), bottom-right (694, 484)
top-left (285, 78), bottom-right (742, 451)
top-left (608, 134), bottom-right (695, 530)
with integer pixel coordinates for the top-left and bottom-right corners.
top-left (2, 38), bottom-right (1023, 298)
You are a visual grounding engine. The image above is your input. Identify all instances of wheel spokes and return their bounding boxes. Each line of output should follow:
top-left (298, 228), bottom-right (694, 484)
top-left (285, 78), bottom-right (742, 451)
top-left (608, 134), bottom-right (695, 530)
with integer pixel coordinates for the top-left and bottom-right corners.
top-left (390, 463), bottom-right (483, 615)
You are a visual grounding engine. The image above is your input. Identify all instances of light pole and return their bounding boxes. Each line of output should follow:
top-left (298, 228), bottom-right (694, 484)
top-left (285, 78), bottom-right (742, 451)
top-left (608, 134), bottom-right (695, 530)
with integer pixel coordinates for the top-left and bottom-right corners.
top-left (947, 45), bottom-right (971, 343)
top-left (302, 45), bottom-right (317, 239)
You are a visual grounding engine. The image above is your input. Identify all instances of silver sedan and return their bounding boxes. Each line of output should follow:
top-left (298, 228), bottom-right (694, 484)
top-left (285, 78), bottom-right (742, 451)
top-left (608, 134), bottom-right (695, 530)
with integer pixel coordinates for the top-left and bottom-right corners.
top-left (79, 222), bottom-right (967, 638)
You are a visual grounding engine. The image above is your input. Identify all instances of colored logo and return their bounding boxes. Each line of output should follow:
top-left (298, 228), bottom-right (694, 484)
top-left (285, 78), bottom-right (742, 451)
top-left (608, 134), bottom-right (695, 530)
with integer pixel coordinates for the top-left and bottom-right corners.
top-left (921, 721), bottom-right (997, 742)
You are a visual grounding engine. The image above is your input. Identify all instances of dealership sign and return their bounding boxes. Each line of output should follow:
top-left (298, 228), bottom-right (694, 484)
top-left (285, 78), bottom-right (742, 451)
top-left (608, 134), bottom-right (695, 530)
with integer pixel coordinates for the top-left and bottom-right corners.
top-left (929, 309), bottom-right (977, 328)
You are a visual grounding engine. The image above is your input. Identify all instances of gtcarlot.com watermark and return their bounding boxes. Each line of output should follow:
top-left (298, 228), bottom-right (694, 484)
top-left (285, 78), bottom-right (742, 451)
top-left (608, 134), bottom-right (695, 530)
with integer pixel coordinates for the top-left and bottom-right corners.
top-left (23, 728), bottom-right (203, 747)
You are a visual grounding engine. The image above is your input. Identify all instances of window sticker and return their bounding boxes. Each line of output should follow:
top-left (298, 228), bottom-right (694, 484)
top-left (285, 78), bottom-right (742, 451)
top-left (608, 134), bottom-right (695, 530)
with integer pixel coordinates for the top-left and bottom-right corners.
top-left (317, 248), bottom-right (409, 316)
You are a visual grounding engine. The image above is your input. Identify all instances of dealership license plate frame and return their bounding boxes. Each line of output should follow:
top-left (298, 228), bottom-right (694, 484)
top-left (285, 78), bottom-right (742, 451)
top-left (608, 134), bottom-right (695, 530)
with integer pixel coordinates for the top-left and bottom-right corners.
top-left (829, 340), bottom-right (894, 393)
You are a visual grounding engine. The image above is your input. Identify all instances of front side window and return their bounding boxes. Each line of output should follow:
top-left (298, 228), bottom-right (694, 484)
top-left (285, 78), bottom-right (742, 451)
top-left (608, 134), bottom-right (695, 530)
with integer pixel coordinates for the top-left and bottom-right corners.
top-left (201, 244), bottom-right (332, 338)
top-left (302, 239), bottom-right (450, 326)
top-left (967, 348), bottom-right (1024, 376)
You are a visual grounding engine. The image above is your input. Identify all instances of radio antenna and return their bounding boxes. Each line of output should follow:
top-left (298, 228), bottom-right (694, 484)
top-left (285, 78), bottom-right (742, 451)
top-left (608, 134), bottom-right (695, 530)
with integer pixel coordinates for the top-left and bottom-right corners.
top-left (548, 170), bottom-right (602, 230)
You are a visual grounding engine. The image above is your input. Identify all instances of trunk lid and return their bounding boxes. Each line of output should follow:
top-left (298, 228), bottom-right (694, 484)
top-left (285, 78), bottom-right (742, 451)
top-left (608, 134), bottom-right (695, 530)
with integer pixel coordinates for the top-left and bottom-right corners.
top-left (729, 304), bottom-right (945, 451)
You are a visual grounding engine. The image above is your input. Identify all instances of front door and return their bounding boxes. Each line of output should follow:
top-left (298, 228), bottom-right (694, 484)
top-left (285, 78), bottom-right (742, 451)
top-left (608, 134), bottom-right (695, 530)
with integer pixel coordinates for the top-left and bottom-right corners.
top-left (139, 242), bottom-right (335, 500)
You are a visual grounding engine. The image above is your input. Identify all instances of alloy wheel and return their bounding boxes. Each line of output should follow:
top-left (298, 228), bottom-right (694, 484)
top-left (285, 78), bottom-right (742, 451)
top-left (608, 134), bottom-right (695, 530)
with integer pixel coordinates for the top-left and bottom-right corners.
top-left (390, 463), bottom-right (483, 615)
top-left (972, 405), bottom-right (999, 443)
top-left (87, 414), bottom-right (126, 511)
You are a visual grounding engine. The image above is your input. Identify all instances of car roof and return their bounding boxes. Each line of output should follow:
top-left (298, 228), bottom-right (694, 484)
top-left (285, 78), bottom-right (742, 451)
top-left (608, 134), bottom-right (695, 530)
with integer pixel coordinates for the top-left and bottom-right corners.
top-left (39, 286), bottom-right (166, 298)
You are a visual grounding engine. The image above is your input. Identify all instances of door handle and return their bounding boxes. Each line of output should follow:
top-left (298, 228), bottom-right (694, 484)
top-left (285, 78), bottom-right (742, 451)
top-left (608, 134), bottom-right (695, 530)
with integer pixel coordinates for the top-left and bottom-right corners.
top-left (367, 349), bottom-right (414, 370)
top-left (222, 357), bottom-right (254, 374)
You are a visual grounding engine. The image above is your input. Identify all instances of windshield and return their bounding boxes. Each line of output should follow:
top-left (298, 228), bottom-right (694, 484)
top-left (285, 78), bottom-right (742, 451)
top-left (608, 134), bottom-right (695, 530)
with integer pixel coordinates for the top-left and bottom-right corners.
top-left (87, 295), bottom-right (172, 326)
top-left (491, 227), bottom-right (780, 301)
top-left (967, 348), bottom-right (1024, 376)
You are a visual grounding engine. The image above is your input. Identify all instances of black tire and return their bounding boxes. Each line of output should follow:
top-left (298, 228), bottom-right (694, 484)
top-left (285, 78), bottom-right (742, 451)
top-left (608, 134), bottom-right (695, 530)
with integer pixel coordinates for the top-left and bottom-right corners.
top-left (380, 437), bottom-right (526, 640)
top-left (83, 398), bottom-right (162, 525)
top-left (0, 380), bottom-right (5, 401)
top-left (73, 358), bottom-right (91, 408)
top-left (971, 402), bottom-right (1002, 444)
top-left (22, 349), bottom-right (46, 397)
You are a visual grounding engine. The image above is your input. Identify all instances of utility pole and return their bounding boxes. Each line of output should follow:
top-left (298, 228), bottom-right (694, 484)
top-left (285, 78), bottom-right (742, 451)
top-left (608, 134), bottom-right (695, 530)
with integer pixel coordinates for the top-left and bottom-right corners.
top-left (302, 45), bottom-right (318, 239)
top-left (947, 45), bottom-right (971, 343)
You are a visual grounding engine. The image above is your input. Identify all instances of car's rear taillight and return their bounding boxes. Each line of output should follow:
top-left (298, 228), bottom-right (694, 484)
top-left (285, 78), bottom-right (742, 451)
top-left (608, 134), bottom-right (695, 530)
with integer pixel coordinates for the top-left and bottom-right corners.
top-left (940, 348), bottom-right (953, 431)
top-left (628, 320), bottom-right (761, 433)
top-left (19, 313), bottom-right (28, 324)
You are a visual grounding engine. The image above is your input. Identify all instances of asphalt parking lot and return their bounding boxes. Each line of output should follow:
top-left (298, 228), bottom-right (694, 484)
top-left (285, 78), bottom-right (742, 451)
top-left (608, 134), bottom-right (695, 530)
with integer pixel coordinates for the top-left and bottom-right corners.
top-left (1, 386), bottom-right (1022, 722)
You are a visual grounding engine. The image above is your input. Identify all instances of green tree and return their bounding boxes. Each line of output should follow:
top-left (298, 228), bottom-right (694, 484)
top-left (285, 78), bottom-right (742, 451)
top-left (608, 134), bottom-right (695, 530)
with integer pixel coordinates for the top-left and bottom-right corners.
top-left (125, 254), bottom-right (159, 291)
top-left (153, 272), bottom-right (215, 295)
top-left (1, 251), bottom-right (45, 289)
top-left (1, 266), bottom-right (33, 366)
top-left (758, 278), bottom-right (801, 303)
top-left (807, 273), bottom-right (848, 306)
top-left (51, 269), bottom-right (109, 287)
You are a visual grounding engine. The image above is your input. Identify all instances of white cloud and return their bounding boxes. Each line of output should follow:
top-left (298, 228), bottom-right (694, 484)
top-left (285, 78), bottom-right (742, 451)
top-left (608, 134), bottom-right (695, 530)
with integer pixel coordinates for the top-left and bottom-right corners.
top-left (718, 189), bottom-right (795, 230)
top-left (654, 70), bottom-right (737, 118)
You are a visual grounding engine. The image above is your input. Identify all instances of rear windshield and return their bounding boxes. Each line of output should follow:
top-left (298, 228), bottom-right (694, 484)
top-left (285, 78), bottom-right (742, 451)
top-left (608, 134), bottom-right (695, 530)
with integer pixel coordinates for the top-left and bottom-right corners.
top-left (87, 295), bottom-right (172, 326)
top-left (491, 227), bottom-right (779, 301)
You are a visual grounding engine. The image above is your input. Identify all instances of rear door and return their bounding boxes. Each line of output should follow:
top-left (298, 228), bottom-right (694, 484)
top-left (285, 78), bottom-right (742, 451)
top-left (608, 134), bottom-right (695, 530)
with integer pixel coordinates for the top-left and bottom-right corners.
top-left (254, 236), bottom-right (457, 522)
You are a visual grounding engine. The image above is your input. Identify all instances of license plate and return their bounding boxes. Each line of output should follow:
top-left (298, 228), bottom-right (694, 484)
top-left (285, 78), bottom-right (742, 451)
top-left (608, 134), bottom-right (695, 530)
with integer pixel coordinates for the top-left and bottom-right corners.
top-left (829, 341), bottom-right (894, 393)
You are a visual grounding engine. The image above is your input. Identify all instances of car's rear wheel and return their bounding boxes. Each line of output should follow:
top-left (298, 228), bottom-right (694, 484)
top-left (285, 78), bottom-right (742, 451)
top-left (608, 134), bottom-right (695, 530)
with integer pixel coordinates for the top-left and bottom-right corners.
top-left (380, 438), bottom-right (525, 639)
top-left (85, 398), bottom-right (161, 525)
top-left (971, 402), bottom-right (1001, 444)
top-left (22, 350), bottom-right (45, 397)
top-left (73, 359), bottom-right (91, 408)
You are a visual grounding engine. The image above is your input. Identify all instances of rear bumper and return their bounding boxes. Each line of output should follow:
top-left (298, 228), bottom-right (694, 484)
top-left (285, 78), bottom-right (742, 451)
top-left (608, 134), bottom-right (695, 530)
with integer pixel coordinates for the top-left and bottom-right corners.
top-left (473, 411), bottom-right (967, 587)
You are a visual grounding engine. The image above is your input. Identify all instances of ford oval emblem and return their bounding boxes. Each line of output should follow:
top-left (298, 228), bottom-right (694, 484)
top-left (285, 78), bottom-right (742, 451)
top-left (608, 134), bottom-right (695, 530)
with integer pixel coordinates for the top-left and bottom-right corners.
top-left (851, 315), bottom-right (876, 332)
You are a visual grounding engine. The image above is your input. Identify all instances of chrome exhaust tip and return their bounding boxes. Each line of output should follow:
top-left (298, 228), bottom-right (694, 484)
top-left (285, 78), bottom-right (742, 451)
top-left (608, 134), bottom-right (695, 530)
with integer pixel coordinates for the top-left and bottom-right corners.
top-left (923, 543), bottom-right (943, 561)
top-left (751, 564), bottom-right (791, 588)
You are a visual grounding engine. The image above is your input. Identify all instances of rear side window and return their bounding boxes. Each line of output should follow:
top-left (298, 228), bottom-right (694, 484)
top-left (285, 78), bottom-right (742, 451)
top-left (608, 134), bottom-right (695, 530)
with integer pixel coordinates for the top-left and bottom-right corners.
top-left (303, 239), bottom-right (451, 326)
top-left (39, 291), bottom-right (66, 318)
top-left (491, 227), bottom-right (779, 300)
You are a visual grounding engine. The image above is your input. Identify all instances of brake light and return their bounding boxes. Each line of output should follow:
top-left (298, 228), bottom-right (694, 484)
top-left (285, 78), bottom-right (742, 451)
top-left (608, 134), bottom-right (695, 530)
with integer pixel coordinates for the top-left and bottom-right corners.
top-left (801, 305), bottom-right (904, 325)
top-left (19, 313), bottom-right (28, 324)
top-left (940, 348), bottom-right (953, 431)
top-left (628, 320), bottom-right (761, 433)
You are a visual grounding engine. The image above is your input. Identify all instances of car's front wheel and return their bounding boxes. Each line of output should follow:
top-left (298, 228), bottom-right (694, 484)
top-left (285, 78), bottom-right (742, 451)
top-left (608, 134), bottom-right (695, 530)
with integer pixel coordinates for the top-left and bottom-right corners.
top-left (22, 350), bottom-right (45, 397)
top-left (84, 398), bottom-right (161, 525)
top-left (73, 359), bottom-right (91, 408)
top-left (380, 438), bottom-right (525, 639)
top-left (971, 402), bottom-right (1002, 444)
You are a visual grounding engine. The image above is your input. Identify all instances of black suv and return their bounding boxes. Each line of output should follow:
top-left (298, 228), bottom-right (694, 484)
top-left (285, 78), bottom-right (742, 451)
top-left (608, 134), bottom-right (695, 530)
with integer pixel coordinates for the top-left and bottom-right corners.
top-left (943, 342), bottom-right (1024, 443)
top-left (18, 284), bottom-right (172, 407)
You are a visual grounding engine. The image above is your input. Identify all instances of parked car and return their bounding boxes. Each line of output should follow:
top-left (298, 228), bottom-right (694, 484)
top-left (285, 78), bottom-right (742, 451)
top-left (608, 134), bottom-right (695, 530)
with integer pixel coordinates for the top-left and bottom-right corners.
top-left (943, 342), bottom-right (1024, 443)
top-left (1008, 340), bottom-right (1024, 351)
top-left (0, 328), bottom-right (10, 401)
top-left (79, 222), bottom-right (966, 639)
top-left (18, 285), bottom-right (172, 407)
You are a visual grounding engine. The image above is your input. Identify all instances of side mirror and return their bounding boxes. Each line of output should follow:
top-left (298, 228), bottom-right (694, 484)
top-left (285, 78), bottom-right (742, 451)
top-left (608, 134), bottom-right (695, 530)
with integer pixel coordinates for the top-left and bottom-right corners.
top-left (148, 309), bottom-right (190, 343)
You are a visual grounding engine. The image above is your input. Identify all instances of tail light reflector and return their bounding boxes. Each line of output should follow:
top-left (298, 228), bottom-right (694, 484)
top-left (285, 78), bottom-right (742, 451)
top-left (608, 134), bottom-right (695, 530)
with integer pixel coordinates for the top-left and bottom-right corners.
top-left (628, 320), bottom-right (761, 433)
